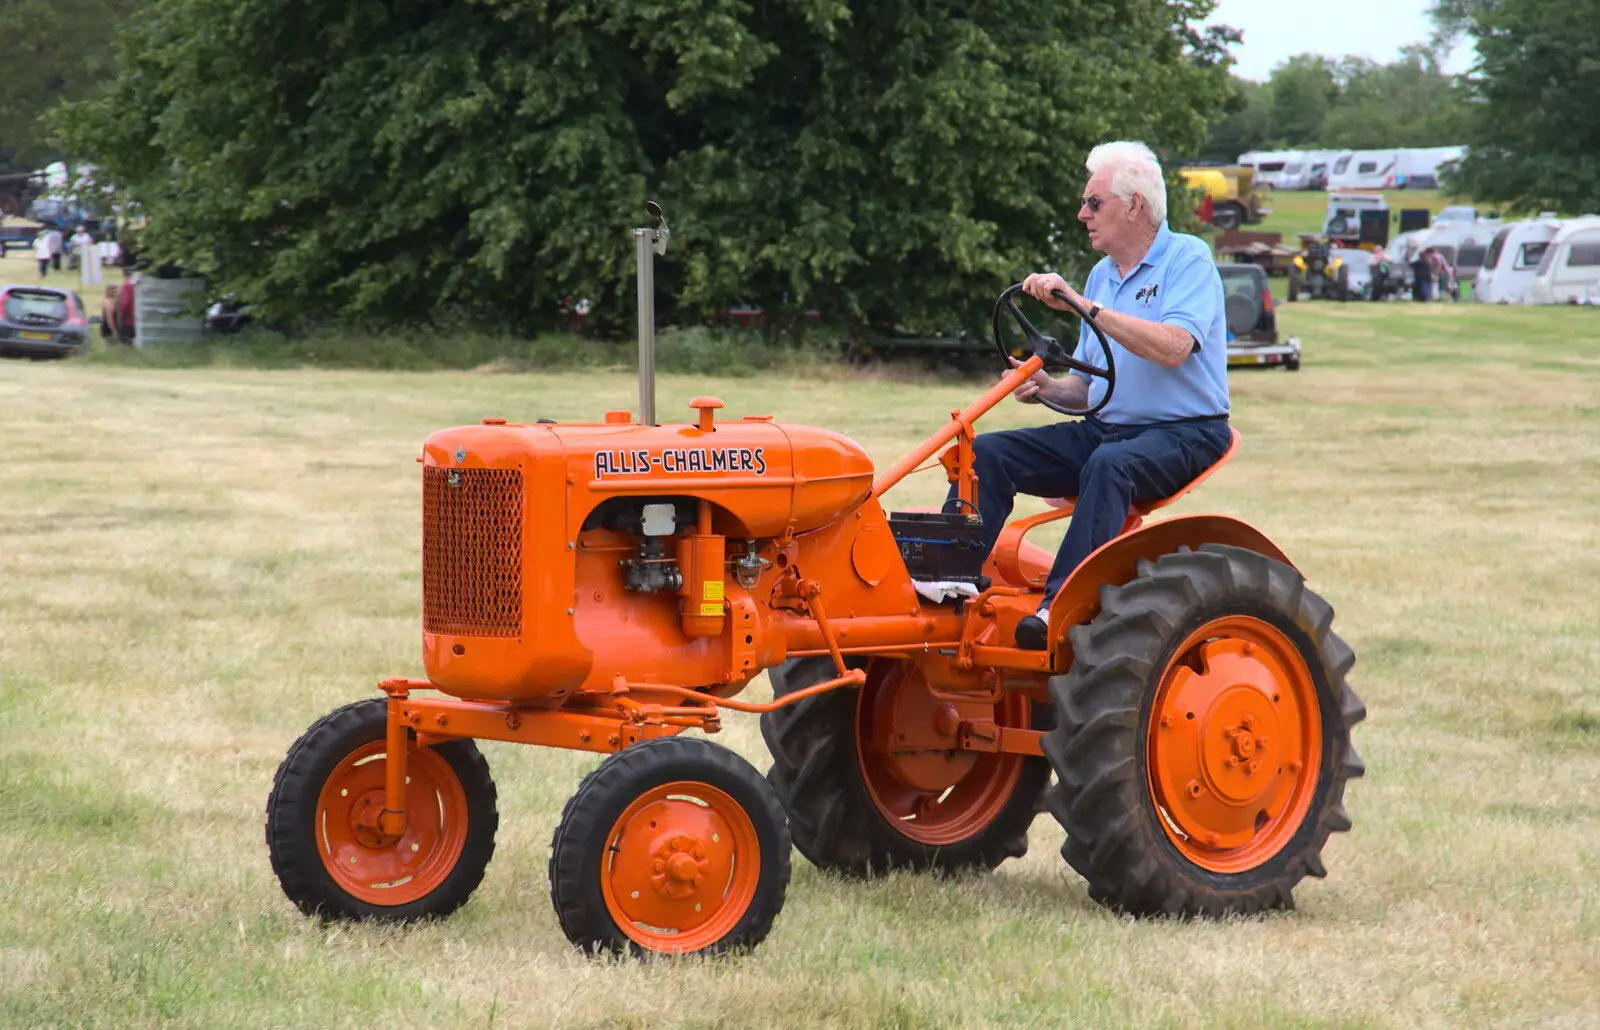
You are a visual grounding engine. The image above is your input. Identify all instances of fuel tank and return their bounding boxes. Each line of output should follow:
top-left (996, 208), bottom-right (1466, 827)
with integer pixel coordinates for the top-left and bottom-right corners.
top-left (414, 406), bottom-right (876, 700)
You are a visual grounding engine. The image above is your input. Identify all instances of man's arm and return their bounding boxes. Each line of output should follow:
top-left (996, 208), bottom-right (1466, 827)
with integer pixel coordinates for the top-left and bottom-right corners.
top-left (1007, 357), bottom-right (1090, 408)
top-left (1076, 306), bottom-right (1193, 368)
top-left (1021, 267), bottom-right (1206, 369)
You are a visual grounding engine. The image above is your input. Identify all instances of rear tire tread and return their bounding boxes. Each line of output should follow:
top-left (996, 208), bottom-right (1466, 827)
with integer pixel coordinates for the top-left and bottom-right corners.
top-left (1043, 545), bottom-right (1364, 917)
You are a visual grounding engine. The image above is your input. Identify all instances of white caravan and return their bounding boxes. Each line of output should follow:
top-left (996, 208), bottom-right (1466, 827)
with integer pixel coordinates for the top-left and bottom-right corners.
top-left (1474, 218), bottom-right (1564, 304)
top-left (1328, 150), bottom-right (1401, 190)
top-left (1272, 151), bottom-right (1322, 190)
top-left (1527, 217), bottom-right (1600, 305)
top-left (1411, 218), bottom-right (1505, 283)
top-left (1393, 146), bottom-right (1466, 189)
top-left (1302, 150), bottom-right (1341, 190)
top-left (1241, 150), bottom-right (1299, 189)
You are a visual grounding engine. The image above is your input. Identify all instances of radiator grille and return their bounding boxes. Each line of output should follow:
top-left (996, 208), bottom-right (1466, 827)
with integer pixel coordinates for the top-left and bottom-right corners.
top-left (422, 466), bottom-right (523, 637)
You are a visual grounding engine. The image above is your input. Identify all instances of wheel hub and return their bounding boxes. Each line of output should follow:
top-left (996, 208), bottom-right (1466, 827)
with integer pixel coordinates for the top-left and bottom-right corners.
top-left (652, 836), bottom-right (710, 899)
top-left (314, 739), bottom-right (470, 905)
top-left (1148, 628), bottom-right (1320, 866)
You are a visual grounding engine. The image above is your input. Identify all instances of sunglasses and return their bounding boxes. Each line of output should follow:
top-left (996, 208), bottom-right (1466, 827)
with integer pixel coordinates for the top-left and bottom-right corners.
top-left (1081, 193), bottom-right (1113, 213)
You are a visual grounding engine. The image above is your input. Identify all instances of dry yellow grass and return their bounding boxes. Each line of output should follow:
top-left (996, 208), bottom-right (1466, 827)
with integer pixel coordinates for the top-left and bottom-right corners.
top-left (2, 302), bottom-right (1598, 1029)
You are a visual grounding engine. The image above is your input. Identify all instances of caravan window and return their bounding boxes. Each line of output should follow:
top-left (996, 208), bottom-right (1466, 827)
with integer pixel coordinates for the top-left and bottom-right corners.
top-left (1333, 156), bottom-right (1351, 174)
top-left (1515, 242), bottom-right (1549, 269)
top-left (1258, 162), bottom-right (1286, 172)
top-left (1457, 244), bottom-right (1487, 272)
top-left (1357, 162), bottom-right (1377, 174)
top-left (1568, 236), bottom-right (1600, 266)
top-left (1484, 230), bottom-right (1510, 271)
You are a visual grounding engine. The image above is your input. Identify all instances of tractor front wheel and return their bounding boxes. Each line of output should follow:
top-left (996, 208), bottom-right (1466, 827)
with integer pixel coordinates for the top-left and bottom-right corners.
top-left (763, 657), bottom-right (1049, 876)
top-left (548, 737), bottom-right (790, 956)
top-left (1043, 544), bottom-right (1365, 916)
top-left (266, 698), bottom-right (498, 921)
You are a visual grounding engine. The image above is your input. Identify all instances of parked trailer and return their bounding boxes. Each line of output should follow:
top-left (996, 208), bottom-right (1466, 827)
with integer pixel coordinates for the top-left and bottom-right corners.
top-left (1328, 150), bottom-right (1401, 190)
top-left (1393, 147), bottom-right (1466, 189)
top-left (1411, 219), bottom-right (1504, 283)
top-left (1527, 217), bottom-right (1600, 305)
top-left (1474, 218), bottom-right (1564, 304)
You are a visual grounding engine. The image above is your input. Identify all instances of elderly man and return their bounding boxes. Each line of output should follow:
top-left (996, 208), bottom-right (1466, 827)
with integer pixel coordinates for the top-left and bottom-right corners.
top-left (958, 140), bottom-right (1231, 649)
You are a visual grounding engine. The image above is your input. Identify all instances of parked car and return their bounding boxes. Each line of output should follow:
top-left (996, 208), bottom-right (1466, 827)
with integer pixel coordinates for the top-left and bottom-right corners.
top-left (1217, 263), bottom-right (1300, 371)
top-left (0, 284), bottom-right (91, 358)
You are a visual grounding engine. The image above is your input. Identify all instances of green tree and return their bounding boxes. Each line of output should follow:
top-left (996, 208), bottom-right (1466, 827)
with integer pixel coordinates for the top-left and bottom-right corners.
top-left (1319, 47), bottom-right (1471, 149)
top-left (1266, 55), bottom-right (1339, 146)
top-left (0, 0), bottom-right (138, 169)
top-left (61, 0), bottom-right (1233, 334)
top-left (1199, 75), bottom-right (1271, 162)
top-left (1444, 0), bottom-right (1600, 213)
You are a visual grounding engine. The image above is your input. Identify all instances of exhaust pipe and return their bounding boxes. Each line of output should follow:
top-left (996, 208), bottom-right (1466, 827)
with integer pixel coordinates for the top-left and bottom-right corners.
top-left (632, 201), bottom-right (670, 425)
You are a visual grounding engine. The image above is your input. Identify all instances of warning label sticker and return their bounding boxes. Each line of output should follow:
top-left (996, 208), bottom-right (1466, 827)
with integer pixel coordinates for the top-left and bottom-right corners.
top-left (703, 581), bottom-right (725, 601)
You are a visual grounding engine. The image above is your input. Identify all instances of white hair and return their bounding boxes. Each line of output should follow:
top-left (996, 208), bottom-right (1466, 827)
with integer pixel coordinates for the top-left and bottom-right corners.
top-left (1086, 141), bottom-right (1167, 226)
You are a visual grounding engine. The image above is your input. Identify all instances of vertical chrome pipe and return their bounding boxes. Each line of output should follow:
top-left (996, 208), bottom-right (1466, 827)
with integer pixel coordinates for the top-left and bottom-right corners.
top-left (633, 228), bottom-right (656, 426)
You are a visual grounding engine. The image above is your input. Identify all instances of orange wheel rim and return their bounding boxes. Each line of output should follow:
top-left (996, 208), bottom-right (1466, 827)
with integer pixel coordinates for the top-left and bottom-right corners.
top-left (1146, 615), bottom-right (1323, 873)
top-left (315, 740), bottom-right (469, 906)
top-left (599, 781), bottom-right (760, 954)
top-left (856, 662), bottom-right (1029, 846)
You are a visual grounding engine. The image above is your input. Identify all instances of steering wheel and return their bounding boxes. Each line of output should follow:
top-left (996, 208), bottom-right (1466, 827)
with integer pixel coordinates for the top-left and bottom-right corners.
top-left (992, 283), bottom-right (1116, 417)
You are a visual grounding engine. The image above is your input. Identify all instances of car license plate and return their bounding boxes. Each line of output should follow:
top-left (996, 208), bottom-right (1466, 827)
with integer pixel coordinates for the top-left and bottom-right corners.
top-left (18, 330), bottom-right (52, 341)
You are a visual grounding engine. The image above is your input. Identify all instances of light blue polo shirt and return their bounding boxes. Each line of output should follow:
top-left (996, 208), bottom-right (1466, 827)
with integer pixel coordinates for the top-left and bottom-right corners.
top-left (1071, 222), bottom-right (1229, 426)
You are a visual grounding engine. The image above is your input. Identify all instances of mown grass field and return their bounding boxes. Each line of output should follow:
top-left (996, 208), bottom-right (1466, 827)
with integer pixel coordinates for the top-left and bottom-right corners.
top-left (2, 302), bottom-right (1599, 1029)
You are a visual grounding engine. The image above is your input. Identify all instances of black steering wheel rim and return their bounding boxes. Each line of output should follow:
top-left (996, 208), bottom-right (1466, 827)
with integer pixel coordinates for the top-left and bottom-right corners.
top-left (991, 283), bottom-right (1116, 418)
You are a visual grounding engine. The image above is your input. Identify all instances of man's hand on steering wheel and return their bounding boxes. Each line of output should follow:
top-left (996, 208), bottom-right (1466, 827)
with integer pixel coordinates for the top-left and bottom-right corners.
top-left (1006, 356), bottom-right (1050, 404)
top-left (1021, 272), bottom-right (1087, 313)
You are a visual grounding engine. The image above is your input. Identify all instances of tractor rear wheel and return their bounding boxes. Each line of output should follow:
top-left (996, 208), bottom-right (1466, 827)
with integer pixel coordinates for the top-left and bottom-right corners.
top-left (548, 737), bottom-right (790, 956)
top-left (762, 657), bottom-right (1049, 876)
top-left (266, 698), bottom-right (498, 921)
top-left (1043, 544), bottom-right (1364, 916)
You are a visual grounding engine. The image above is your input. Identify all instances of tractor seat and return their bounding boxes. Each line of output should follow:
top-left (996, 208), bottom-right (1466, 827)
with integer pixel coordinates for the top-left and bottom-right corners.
top-left (991, 427), bottom-right (1240, 588)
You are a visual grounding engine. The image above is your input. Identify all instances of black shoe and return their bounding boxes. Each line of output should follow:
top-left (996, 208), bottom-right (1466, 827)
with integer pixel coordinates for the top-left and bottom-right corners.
top-left (1015, 612), bottom-right (1049, 650)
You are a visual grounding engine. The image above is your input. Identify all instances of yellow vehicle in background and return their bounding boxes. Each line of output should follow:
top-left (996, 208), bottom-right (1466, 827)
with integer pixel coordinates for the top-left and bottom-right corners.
top-left (1180, 166), bottom-right (1271, 231)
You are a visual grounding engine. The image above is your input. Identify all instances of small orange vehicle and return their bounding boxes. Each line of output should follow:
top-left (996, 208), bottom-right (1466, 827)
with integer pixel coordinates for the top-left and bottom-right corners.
top-left (266, 218), bottom-right (1364, 956)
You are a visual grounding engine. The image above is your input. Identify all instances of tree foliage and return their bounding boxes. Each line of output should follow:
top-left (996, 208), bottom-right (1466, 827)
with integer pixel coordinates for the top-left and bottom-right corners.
top-left (1443, 0), bottom-right (1600, 214)
top-left (0, 0), bottom-right (138, 170)
top-left (1198, 47), bottom-right (1470, 158)
top-left (62, 0), bottom-right (1233, 334)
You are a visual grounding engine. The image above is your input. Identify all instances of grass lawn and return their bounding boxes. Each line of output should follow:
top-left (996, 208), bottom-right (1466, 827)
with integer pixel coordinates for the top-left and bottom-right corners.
top-left (2, 303), bottom-right (1599, 1028)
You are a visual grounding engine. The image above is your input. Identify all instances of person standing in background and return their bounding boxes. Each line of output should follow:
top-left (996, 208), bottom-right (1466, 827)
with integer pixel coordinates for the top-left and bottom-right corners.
top-left (32, 230), bottom-right (52, 279)
top-left (44, 225), bottom-right (65, 271)
top-left (1411, 247), bottom-right (1434, 302)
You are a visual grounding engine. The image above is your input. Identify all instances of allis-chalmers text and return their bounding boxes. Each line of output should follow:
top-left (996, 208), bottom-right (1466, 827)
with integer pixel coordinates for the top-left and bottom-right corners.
top-left (594, 447), bottom-right (768, 479)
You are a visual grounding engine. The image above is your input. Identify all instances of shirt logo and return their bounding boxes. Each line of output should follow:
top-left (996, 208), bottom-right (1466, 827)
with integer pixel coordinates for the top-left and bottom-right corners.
top-left (1135, 283), bottom-right (1161, 305)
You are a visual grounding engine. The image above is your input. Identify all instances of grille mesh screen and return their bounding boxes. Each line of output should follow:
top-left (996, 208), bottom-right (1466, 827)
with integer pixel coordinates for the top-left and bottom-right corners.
top-left (422, 466), bottom-right (523, 637)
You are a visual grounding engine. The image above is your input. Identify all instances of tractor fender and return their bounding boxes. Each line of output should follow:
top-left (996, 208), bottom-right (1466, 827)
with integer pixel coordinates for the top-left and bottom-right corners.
top-left (1046, 514), bottom-right (1293, 670)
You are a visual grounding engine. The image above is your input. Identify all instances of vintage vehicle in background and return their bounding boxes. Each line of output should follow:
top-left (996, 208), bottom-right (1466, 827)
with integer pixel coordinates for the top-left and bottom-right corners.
top-left (1180, 166), bottom-right (1271, 231)
top-left (1288, 237), bottom-right (1351, 302)
top-left (1322, 192), bottom-right (1390, 249)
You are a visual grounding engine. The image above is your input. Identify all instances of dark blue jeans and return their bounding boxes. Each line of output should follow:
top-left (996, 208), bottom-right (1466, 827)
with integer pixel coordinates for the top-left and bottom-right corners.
top-left (948, 417), bottom-right (1232, 604)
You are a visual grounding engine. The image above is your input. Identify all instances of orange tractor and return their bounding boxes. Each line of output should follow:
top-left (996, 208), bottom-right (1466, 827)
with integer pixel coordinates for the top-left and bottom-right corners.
top-left (267, 208), bottom-right (1364, 956)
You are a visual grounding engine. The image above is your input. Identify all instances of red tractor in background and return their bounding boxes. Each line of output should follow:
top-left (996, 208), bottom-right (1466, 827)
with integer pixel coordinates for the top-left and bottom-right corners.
top-left (266, 206), bottom-right (1364, 956)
